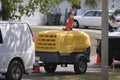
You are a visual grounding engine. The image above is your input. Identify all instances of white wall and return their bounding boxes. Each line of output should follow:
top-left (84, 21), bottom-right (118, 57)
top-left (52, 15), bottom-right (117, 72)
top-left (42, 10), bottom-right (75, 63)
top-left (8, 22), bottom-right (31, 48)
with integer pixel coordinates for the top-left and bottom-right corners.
top-left (21, 12), bottom-right (46, 26)
top-left (109, 0), bottom-right (120, 10)
top-left (57, 1), bottom-right (71, 24)
top-left (21, 1), bottom-right (71, 25)
top-left (21, 0), bottom-right (46, 26)
top-left (48, 1), bottom-right (71, 25)
top-left (21, 0), bottom-right (120, 26)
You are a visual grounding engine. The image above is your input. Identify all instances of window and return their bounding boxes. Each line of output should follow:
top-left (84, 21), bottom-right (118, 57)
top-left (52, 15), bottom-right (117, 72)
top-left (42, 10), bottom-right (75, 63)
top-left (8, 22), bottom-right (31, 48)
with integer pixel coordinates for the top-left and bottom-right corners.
top-left (0, 29), bottom-right (3, 43)
top-left (95, 11), bottom-right (101, 17)
top-left (84, 11), bottom-right (96, 17)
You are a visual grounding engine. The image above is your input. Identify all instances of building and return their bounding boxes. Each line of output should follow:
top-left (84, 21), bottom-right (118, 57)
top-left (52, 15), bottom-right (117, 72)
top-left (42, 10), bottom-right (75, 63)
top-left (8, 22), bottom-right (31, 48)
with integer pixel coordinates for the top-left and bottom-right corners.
top-left (1, 0), bottom-right (120, 26)
top-left (27, 0), bottom-right (120, 26)
top-left (21, 1), bottom-right (72, 26)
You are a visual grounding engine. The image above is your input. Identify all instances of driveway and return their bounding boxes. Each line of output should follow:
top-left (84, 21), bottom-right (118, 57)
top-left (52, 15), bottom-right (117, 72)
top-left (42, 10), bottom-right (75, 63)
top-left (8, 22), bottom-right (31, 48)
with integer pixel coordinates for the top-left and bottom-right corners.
top-left (21, 56), bottom-right (101, 80)
top-left (88, 56), bottom-right (101, 72)
top-left (0, 56), bottom-right (101, 80)
top-left (38, 55), bottom-right (101, 73)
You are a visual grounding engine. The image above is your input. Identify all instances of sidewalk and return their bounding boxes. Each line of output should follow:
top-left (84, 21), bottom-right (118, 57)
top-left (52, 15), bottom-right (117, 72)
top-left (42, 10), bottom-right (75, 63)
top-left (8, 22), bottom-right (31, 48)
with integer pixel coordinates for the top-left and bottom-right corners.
top-left (31, 25), bottom-right (65, 29)
top-left (88, 56), bottom-right (101, 72)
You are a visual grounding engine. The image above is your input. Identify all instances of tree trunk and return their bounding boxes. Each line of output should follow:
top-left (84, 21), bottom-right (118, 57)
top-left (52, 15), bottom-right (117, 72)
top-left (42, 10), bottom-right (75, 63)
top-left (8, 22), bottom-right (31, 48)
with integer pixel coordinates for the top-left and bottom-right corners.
top-left (101, 0), bottom-right (109, 80)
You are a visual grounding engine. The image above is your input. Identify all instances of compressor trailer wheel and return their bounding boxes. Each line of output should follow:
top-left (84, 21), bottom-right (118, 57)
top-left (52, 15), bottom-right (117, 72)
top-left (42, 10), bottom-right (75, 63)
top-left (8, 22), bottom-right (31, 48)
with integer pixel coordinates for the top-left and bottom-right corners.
top-left (74, 57), bottom-right (87, 74)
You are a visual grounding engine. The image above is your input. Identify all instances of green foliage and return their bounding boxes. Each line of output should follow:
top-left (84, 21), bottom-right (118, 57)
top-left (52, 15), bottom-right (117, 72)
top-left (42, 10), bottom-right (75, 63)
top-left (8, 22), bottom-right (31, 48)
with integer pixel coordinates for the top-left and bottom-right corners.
top-left (113, 9), bottom-right (120, 16)
top-left (31, 0), bottom-right (60, 14)
top-left (0, 0), bottom-right (98, 20)
top-left (1, 0), bottom-right (20, 19)
top-left (1, 0), bottom-right (60, 20)
top-left (109, 9), bottom-right (120, 22)
top-left (1, 0), bottom-right (24, 20)
top-left (85, 0), bottom-right (98, 8)
top-left (68, 0), bottom-right (81, 6)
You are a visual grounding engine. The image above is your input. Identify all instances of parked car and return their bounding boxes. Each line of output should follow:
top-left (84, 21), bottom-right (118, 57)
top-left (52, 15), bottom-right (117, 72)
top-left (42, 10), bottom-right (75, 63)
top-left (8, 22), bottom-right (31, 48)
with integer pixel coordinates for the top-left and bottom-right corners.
top-left (74, 10), bottom-right (120, 30)
top-left (0, 21), bottom-right (35, 80)
top-left (96, 27), bottom-right (120, 65)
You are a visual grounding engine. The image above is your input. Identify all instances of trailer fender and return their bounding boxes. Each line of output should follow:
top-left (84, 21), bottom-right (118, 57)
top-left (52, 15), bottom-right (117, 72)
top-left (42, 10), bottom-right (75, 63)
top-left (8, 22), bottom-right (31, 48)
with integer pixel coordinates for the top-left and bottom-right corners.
top-left (74, 54), bottom-right (88, 63)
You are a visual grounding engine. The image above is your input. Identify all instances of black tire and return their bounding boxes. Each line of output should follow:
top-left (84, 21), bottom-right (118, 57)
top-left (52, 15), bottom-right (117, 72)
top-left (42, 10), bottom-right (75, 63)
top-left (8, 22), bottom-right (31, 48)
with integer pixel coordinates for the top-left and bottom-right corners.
top-left (84, 26), bottom-right (89, 29)
top-left (44, 63), bottom-right (57, 73)
top-left (73, 20), bottom-right (79, 28)
top-left (74, 57), bottom-right (87, 74)
top-left (109, 24), bottom-right (113, 32)
top-left (5, 61), bottom-right (23, 80)
top-left (109, 58), bottom-right (113, 66)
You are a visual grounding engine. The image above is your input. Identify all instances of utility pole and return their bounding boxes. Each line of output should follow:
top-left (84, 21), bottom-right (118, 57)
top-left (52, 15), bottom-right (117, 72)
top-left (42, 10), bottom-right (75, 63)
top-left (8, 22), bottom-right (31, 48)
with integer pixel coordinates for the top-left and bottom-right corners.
top-left (101, 0), bottom-right (109, 80)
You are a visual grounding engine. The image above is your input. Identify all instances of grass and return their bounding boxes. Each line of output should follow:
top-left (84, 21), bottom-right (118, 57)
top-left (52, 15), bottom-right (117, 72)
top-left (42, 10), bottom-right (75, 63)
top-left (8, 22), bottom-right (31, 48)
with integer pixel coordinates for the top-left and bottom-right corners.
top-left (33, 72), bottom-right (101, 80)
top-left (26, 71), bottom-right (120, 80)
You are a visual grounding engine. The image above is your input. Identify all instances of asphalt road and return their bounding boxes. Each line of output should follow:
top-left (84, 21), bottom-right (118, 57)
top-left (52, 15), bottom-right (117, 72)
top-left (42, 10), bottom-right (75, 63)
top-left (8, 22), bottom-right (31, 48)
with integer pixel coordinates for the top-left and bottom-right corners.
top-left (21, 56), bottom-right (101, 80)
top-left (0, 56), bottom-right (101, 80)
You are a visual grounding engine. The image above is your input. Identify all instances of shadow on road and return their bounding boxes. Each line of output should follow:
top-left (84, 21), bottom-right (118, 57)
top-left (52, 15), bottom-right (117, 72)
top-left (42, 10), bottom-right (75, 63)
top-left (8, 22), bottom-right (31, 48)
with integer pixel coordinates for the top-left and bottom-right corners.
top-left (28, 71), bottom-right (75, 77)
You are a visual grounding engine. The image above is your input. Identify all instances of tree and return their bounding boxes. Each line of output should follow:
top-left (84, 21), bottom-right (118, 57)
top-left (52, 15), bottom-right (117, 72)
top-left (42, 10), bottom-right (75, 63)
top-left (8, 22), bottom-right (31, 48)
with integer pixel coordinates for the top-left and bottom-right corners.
top-left (101, 0), bottom-right (109, 80)
top-left (85, 0), bottom-right (98, 8)
top-left (0, 0), bottom-right (98, 20)
top-left (0, 0), bottom-right (60, 20)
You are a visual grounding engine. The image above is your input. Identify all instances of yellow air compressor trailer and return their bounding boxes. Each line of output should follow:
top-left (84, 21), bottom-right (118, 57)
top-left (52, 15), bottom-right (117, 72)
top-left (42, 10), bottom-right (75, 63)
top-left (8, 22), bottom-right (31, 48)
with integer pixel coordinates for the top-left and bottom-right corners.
top-left (35, 30), bottom-right (91, 74)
